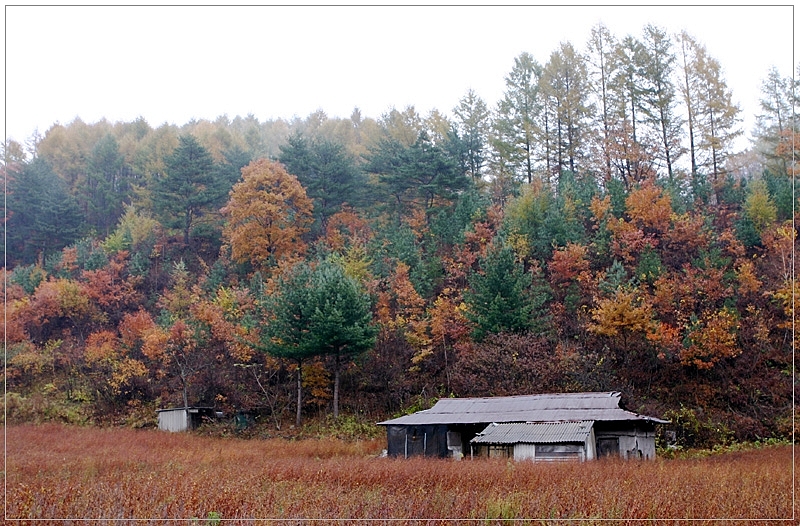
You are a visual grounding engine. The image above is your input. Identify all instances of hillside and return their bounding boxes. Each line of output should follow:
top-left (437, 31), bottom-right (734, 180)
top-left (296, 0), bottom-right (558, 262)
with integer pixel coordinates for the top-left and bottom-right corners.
top-left (3, 27), bottom-right (797, 446)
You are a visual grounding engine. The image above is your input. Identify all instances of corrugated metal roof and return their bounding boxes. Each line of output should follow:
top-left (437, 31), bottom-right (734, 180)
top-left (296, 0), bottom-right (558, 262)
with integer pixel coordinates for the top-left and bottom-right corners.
top-left (471, 421), bottom-right (594, 445)
top-left (378, 392), bottom-right (669, 426)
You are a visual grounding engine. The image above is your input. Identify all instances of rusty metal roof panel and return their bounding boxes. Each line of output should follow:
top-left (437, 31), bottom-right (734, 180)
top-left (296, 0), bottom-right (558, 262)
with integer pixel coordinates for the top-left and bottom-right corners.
top-left (377, 392), bottom-right (669, 426)
top-left (471, 421), bottom-right (594, 444)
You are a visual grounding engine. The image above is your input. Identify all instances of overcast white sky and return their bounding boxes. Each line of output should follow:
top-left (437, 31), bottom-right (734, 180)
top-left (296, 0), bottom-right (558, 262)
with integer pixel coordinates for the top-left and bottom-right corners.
top-left (3, 4), bottom-right (796, 150)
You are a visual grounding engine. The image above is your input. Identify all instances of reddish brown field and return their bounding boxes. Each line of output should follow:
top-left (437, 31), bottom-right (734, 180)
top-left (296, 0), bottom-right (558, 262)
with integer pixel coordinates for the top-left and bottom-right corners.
top-left (4, 424), bottom-right (795, 524)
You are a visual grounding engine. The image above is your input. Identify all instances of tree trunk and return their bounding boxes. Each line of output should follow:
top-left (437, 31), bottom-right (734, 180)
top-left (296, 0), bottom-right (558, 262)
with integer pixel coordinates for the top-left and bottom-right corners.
top-left (295, 358), bottom-right (303, 427)
top-left (184, 209), bottom-right (192, 246)
top-left (333, 351), bottom-right (340, 419)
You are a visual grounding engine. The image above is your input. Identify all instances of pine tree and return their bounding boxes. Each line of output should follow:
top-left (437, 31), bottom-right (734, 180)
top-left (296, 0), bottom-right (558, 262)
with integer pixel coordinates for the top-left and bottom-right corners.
top-left (262, 259), bottom-right (376, 422)
top-left (492, 52), bottom-right (542, 185)
top-left (678, 31), bottom-right (742, 203)
top-left (464, 243), bottom-right (534, 341)
top-left (82, 133), bottom-right (132, 237)
top-left (152, 135), bottom-right (221, 245)
top-left (279, 132), bottom-right (364, 228)
top-left (585, 23), bottom-right (618, 185)
top-left (260, 263), bottom-right (319, 427)
top-left (606, 34), bottom-right (652, 188)
top-left (754, 67), bottom-right (795, 176)
top-left (453, 89), bottom-right (491, 181)
top-left (6, 157), bottom-right (82, 264)
top-left (304, 259), bottom-right (377, 419)
top-left (540, 42), bottom-right (593, 185)
top-left (640, 25), bottom-right (684, 183)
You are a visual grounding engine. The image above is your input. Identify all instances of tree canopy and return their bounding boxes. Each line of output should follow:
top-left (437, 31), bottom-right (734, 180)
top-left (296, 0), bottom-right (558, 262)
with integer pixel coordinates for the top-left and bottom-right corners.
top-left (3, 25), bottom-right (796, 445)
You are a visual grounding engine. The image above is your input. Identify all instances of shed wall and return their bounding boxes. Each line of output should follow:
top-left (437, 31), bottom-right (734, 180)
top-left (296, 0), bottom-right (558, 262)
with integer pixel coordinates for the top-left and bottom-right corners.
top-left (586, 427), bottom-right (597, 460)
top-left (513, 443), bottom-right (536, 461)
top-left (386, 424), bottom-right (449, 458)
top-left (594, 423), bottom-right (656, 459)
top-left (158, 409), bottom-right (188, 432)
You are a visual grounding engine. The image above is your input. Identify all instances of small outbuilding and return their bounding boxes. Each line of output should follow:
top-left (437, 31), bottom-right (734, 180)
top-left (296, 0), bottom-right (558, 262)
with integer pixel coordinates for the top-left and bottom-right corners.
top-left (377, 392), bottom-right (667, 461)
top-left (471, 420), bottom-right (596, 461)
top-left (157, 407), bottom-right (216, 432)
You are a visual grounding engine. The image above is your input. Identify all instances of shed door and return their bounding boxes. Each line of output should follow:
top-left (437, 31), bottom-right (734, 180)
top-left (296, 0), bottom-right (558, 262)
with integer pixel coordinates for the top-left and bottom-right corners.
top-left (596, 437), bottom-right (619, 458)
top-left (406, 427), bottom-right (426, 457)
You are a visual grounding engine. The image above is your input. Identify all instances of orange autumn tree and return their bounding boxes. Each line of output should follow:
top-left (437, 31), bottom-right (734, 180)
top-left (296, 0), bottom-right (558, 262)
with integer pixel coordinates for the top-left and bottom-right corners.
top-left (680, 308), bottom-right (741, 369)
top-left (376, 262), bottom-right (429, 354)
top-left (607, 180), bottom-right (672, 268)
top-left (222, 159), bottom-right (313, 275)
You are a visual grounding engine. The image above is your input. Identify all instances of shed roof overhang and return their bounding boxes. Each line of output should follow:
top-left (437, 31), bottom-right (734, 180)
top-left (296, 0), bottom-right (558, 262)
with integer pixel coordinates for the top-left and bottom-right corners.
top-left (471, 420), bottom-right (595, 445)
top-left (378, 392), bottom-right (669, 426)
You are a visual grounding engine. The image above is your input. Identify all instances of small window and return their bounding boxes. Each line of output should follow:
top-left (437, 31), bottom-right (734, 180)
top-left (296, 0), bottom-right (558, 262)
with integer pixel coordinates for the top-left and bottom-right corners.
top-left (536, 444), bottom-right (582, 461)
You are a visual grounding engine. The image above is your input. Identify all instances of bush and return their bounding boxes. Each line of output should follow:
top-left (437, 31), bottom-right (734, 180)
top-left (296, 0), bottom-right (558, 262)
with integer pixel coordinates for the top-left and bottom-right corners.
top-left (660, 405), bottom-right (733, 449)
top-left (3, 391), bottom-right (92, 426)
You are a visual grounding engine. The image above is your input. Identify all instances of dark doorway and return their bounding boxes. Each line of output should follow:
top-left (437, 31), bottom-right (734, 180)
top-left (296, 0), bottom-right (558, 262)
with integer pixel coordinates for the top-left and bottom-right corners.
top-left (597, 437), bottom-right (619, 458)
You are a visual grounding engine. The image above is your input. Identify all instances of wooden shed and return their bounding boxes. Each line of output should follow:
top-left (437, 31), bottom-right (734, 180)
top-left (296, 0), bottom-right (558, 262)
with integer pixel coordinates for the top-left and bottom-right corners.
top-left (377, 392), bottom-right (667, 460)
top-left (157, 407), bottom-right (216, 432)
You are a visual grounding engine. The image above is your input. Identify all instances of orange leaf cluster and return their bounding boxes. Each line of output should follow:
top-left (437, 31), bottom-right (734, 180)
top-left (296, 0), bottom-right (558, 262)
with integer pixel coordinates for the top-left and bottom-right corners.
top-left (624, 180), bottom-right (672, 234)
top-left (607, 219), bottom-right (653, 265)
top-left (589, 289), bottom-right (652, 338)
top-left (84, 330), bottom-right (119, 364)
top-left (548, 243), bottom-right (590, 286)
top-left (324, 206), bottom-right (372, 252)
top-left (222, 159), bottom-right (313, 274)
top-left (681, 309), bottom-right (741, 369)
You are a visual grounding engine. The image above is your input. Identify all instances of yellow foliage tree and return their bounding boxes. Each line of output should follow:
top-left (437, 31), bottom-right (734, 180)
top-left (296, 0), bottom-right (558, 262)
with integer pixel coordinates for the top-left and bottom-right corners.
top-left (589, 288), bottom-right (653, 339)
top-left (222, 159), bottom-right (313, 275)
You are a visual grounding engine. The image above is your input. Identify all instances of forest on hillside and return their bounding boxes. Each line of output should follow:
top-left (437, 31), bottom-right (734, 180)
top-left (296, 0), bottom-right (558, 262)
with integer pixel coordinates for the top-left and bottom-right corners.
top-left (3, 24), bottom-right (797, 446)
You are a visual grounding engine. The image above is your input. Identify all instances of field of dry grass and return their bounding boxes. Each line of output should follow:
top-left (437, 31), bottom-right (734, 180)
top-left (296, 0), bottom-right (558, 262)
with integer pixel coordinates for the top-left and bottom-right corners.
top-left (4, 423), bottom-right (795, 524)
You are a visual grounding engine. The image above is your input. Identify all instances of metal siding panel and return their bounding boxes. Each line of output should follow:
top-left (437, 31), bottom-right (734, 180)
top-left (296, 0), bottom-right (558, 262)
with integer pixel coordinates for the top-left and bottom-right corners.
top-left (586, 427), bottom-right (597, 460)
top-left (386, 426), bottom-right (407, 457)
top-left (158, 409), bottom-right (188, 432)
top-left (514, 443), bottom-right (536, 461)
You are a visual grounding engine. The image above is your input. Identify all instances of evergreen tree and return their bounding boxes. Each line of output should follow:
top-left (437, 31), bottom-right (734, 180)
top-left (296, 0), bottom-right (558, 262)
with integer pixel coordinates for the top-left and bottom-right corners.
top-left (492, 52), bottom-right (542, 185)
top-left (678, 31), bottom-right (742, 203)
top-left (279, 132), bottom-right (364, 228)
top-left (585, 23), bottom-right (618, 185)
top-left (260, 263), bottom-right (319, 427)
top-left (464, 243), bottom-right (535, 341)
top-left (82, 133), bottom-right (132, 237)
top-left (216, 144), bottom-right (252, 196)
top-left (151, 135), bottom-right (221, 245)
top-left (453, 89), bottom-right (491, 181)
top-left (753, 67), bottom-right (795, 177)
top-left (540, 42), bottom-right (593, 185)
top-left (262, 259), bottom-right (376, 422)
top-left (640, 25), bottom-right (684, 183)
top-left (6, 157), bottom-right (83, 265)
top-left (304, 259), bottom-right (377, 419)
top-left (366, 130), bottom-right (467, 219)
top-left (606, 33), bottom-right (652, 188)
